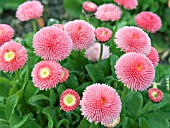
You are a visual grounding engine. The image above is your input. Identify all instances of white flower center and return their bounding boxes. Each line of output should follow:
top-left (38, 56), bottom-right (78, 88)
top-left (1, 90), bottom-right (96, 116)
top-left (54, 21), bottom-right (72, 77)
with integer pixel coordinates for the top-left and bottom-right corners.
top-left (39, 67), bottom-right (50, 79)
top-left (4, 51), bottom-right (15, 62)
top-left (63, 94), bottom-right (76, 107)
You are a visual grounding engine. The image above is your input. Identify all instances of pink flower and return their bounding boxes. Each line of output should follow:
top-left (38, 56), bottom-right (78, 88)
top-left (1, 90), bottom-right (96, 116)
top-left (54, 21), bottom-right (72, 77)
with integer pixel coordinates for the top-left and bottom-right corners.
top-left (104, 116), bottom-right (120, 127)
top-left (95, 27), bottom-right (112, 43)
top-left (0, 41), bottom-right (27, 73)
top-left (148, 88), bottom-right (163, 102)
top-left (85, 43), bottom-right (111, 62)
top-left (83, 1), bottom-right (97, 13)
top-left (33, 26), bottom-right (72, 61)
top-left (52, 24), bottom-right (64, 30)
top-left (146, 47), bottom-right (159, 66)
top-left (114, 0), bottom-right (138, 10)
top-left (60, 89), bottom-right (80, 112)
top-left (95, 4), bottom-right (122, 21)
top-left (80, 83), bottom-right (122, 125)
top-left (64, 20), bottom-right (95, 50)
top-left (115, 53), bottom-right (155, 91)
top-left (31, 60), bottom-right (62, 90)
top-left (114, 26), bottom-right (151, 55)
top-left (59, 68), bottom-right (69, 83)
top-left (0, 24), bottom-right (14, 46)
top-left (135, 11), bottom-right (162, 33)
top-left (16, 1), bottom-right (43, 21)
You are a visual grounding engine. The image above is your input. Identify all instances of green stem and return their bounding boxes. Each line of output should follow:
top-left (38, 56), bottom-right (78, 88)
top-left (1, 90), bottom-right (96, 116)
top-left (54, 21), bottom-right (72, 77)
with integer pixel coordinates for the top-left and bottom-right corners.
top-left (98, 44), bottom-right (103, 67)
top-left (15, 71), bottom-right (22, 87)
top-left (50, 88), bottom-right (54, 106)
top-left (113, 20), bottom-right (119, 35)
top-left (121, 86), bottom-right (128, 100)
top-left (32, 20), bottom-right (37, 33)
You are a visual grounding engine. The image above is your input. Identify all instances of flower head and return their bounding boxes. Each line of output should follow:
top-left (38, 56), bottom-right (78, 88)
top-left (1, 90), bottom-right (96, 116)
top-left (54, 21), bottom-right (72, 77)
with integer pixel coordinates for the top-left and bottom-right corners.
top-left (95, 27), bottom-right (112, 43)
top-left (0, 24), bottom-right (14, 46)
top-left (59, 68), bottom-right (69, 83)
top-left (85, 43), bottom-right (111, 62)
top-left (60, 89), bottom-right (80, 112)
top-left (83, 1), bottom-right (97, 13)
top-left (16, 1), bottom-right (43, 21)
top-left (114, 26), bottom-right (151, 55)
top-left (0, 41), bottom-right (27, 73)
top-left (114, 0), bottom-right (138, 10)
top-left (105, 116), bottom-right (120, 127)
top-left (33, 26), bottom-right (72, 61)
top-left (64, 20), bottom-right (95, 50)
top-left (135, 11), bottom-right (162, 33)
top-left (80, 83), bottom-right (122, 125)
top-left (146, 47), bottom-right (159, 66)
top-left (31, 60), bottom-right (62, 90)
top-left (95, 4), bottom-right (122, 22)
top-left (148, 88), bottom-right (163, 102)
top-left (115, 52), bottom-right (155, 91)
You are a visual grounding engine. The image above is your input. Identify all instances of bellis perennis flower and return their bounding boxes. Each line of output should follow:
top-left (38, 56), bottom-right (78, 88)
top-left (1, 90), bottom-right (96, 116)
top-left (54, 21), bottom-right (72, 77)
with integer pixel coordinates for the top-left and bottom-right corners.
top-left (83, 1), bottom-right (97, 13)
top-left (59, 68), bottom-right (69, 83)
top-left (148, 88), bottom-right (163, 102)
top-left (146, 47), bottom-right (159, 66)
top-left (114, 0), bottom-right (138, 10)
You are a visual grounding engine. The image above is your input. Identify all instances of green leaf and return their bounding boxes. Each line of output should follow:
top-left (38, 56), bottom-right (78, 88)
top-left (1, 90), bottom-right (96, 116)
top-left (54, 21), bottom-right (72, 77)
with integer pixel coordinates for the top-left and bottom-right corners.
top-left (75, 82), bottom-right (92, 95)
top-left (64, 74), bottom-right (79, 89)
top-left (77, 118), bottom-right (91, 128)
top-left (139, 117), bottom-right (149, 128)
top-left (110, 54), bottom-right (119, 79)
top-left (0, 119), bottom-right (9, 128)
top-left (20, 120), bottom-right (41, 128)
top-left (57, 119), bottom-right (69, 128)
top-left (122, 117), bottom-right (138, 128)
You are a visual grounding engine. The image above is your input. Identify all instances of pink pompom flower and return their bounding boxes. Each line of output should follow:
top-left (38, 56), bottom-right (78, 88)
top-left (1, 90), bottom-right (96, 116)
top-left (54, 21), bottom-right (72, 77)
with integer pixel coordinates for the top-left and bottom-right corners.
top-left (31, 60), bottom-right (62, 90)
top-left (64, 20), bottom-right (95, 50)
top-left (0, 24), bottom-right (14, 46)
top-left (148, 88), bottom-right (163, 102)
top-left (60, 89), bottom-right (80, 112)
top-left (115, 52), bottom-right (155, 91)
top-left (59, 68), bottom-right (69, 83)
top-left (95, 27), bottom-right (112, 43)
top-left (0, 41), bottom-right (27, 73)
top-left (80, 83), bottom-right (122, 126)
top-left (52, 24), bottom-right (64, 30)
top-left (135, 11), bottom-right (162, 33)
top-left (114, 0), bottom-right (138, 10)
top-left (146, 47), bottom-right (159, 66)
top-left (83, 1), bottom-right (97, 13)
top-left (33, 26), bottom-right (72, 61)
top-left (114, 26), bottom-right (151, 55)
top-left (105, 116), bottom-right (120, 127)
top-left (95, 4), bottom-right (122, 22)
top-left (85, 43), bottom-right (111, 62)
top-left (16, 1), bottom-right (43, 21)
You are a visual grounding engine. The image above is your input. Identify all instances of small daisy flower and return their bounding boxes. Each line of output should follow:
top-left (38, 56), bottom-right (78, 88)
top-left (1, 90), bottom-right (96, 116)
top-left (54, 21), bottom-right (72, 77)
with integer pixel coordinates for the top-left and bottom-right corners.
top-left (95, 27), bottom-right (112, 43)
top-left (148, 88), bottom-right (163, 102)
top-left (0, 41), bottom-right (27, 73)
top-left (114, 0), bottom-right (138, 10)
top-left (83, 1), bottom-right (97, 13)
top-left (146, 47), bottom-right (159, 66)
top-left (85, 43), bottom-right (111, 62)
top-left (105, 116), bottom-right (120, 127)
top-left (16, 1), bottom-right (44, 21)
top-left (59, 68), bottom-right (69, 83)
top-left (33, 26), bottom-right (72, 61)
top-left (114, 26), bottom-right (151, 55)
top-left (95, 4), bottom-right (122, 22)
top-left (0, 24), bottom-right (14, 46)
top-left (60, 89), bottom-right (80, 112)
top-left (115, 52), bottom-right (155, 91)
top-left (31, 60), bottom-right (62, 90)
top-left (80, 83), bottom-right (122, 125)
top-left (52, 24), bottom-right (64, 30)
top-left (135, 11), bottom-right (162, 33)
top-left (64, 20), bottom-right (95, 50)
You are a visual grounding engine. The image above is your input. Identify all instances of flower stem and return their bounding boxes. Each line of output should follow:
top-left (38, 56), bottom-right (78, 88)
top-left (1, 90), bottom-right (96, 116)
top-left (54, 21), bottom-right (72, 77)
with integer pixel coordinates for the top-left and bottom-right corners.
top-left (121, 86), bottom-right (128, 100)
top-left (15, 71), bottom-right (22, 87)
top-left (98, 44), bottom-right (103, 67)
top-left (113, 20), bottom-right (119, 35)
top-left (32, 20), bottom-right (37, 34)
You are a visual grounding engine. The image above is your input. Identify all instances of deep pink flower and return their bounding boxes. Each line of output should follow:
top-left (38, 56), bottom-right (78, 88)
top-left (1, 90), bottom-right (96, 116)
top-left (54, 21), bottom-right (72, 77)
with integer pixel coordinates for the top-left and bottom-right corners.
top-left (95, 4), bottom-right (122, 21)
top-left (114, 0), bottom-right (138, 10)
top-left (16, 1), bottom-right (43, 21)
top-left (148, 88), bottom-right (163, 102)
top-left (114, 26), bottom-right (151, 55)
top-left (135, 11), bottom-right (162, 33)
top-left (33, 26), bottom-right (72, 61)
top-left (31, 60), bottom-right (62, 90)
top-left (0, 24), bottom-right (14, 46)
top-left (60, 89), bottom-right (80, 112)
top-left (85, 43), bottom-right (111, 62)
top-left (115, 53), bottom-right (155, 91)
top-left (80, 83), bottom-right (122, 125)
top-left (104, 116), bottom-right (120, 127)
top-left (0, 41), bottom-right (27, 73)
top-left (52, 24), bottom-right (64, 30)
top-left (146, 47), bottom-right (159, 66)
top-left (95, 27), bottom-right (112, 43)
top-left (83, 1), bottom-right (97, 13)
top-left (59, 68), bottom-right (69, 83)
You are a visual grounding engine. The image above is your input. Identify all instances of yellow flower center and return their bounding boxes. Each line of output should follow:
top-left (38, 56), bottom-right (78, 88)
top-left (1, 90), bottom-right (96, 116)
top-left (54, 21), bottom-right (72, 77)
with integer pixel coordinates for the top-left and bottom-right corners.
top-left (39, 67), bottom-right (50, 79)
top-left (137, 64), bottom-right (142, 71)
top-left (63, 94), bottom-right (76, 106)
top-left (152, 91), bottom-right (158, 98)
top-left (101, 31), bottom-right (107, 36)
top-left (101, 97), bottom-right (105, 105)
top-left (4, 51), bottom-right (15, 62)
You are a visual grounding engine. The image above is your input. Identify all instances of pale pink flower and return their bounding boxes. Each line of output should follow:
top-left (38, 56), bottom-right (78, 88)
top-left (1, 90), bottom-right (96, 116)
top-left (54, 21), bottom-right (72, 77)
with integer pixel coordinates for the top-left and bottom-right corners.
top-left (115, 52), bottom-right (155, 91)
top-left (135, 11), bottom-right (162, 33)
top-left (114, 26), bottom-right (151, 55)
top-left (114, 0), bottom-right (138, 10)
top-left (80, 83), bottom-right (122, 125)
top-left (16, 1), bottom-right (43, 21)
top-left (148, 88), bottom-right (163, 102)
top-left (64, 20), bottom-right (95, 50)
top-left (95, 4), bottom-right (122, 21)
top-left (0, 41), bottom-right (27, 73)
top-left (105, 116), bottom-right (120, 127)
top-left (83, 1), bottom-right (97, 13)
top-left (59, 68), bottom-right (69, 83)
top-left (146, 47), bottom-right (159, 66)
